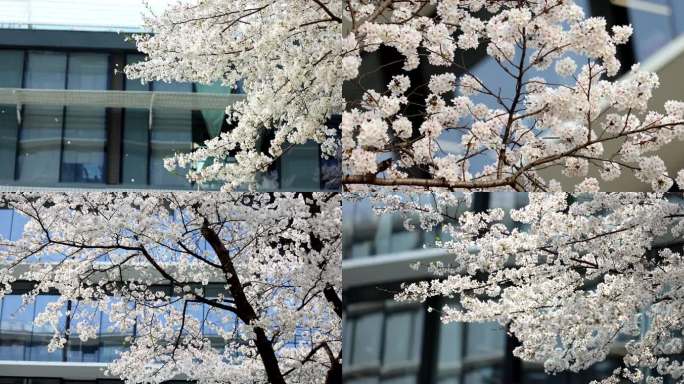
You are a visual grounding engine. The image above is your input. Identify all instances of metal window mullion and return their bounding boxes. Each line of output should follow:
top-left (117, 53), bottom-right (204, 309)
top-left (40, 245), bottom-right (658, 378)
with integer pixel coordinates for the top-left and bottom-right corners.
top-left (417, 296), bottom-right (441, 384)
top-left (63, 299), bottom-right (72, 362)
top-left (26, 295), bottom-right (38, 361)
top-left (459, 322), bottom-right (468, 384)
top-left (378, 307), bottom-right (387, 380)
top-left (146, 82), bottom-right (152, 185)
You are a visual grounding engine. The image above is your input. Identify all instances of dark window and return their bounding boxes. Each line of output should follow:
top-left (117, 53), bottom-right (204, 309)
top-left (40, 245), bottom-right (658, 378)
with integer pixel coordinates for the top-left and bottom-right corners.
top-left (0, 50), bottom-right (24, 181)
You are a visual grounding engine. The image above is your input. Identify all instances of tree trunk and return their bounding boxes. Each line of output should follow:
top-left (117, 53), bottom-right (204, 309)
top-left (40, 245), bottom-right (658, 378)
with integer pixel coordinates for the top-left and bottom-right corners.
top-left (201, 222), bottom-right (287, 384)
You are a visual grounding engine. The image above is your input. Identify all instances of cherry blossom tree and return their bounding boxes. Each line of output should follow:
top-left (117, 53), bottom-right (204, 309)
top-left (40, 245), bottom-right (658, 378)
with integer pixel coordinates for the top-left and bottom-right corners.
top-left (369, 191), bottom-right (684, 383)
top-left (0, 192), bottom-right (341, 384)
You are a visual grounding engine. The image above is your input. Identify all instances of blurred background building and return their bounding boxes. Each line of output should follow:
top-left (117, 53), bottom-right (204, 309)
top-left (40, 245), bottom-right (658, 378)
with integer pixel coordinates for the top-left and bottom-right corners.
top-left (0, 0), bottom-right (338, 192)
top-left (342, 191), bottom-right (684, 384)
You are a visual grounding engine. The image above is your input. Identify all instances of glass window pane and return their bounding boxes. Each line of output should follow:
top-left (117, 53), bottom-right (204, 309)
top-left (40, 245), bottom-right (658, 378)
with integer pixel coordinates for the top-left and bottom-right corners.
top-left (10, 211), bottom-right (28, 241)
top-left (153, 81), bottom-right (192, 93)
top-left (320, 154), bottom-right (340, 191)
top-left (67, 53), bottom-right (108, 90)
top-left (438, 321), bottom-right (463, 368)
top-left (672, 1), bottom-right (684, 35)
top-left (68, 303), bottom-right (101, 362)
top-left (437, 378), bottom-right (459, 384)
top-left (465, 323), bottom-right (505, 359)
top-left (0, 210), bottom-right (13, 239)
top-left (16, 104), bottom-right (63, 183)
top-left (61, 53), bottom-right (108, 183)
top-left (0, 104), bottom-right (19, 181)
top-left (383, 311), bottom-right (413, 364)
top-left (61, 105), bottom-right (106, 183)
top-left (195, 83), bottom-right (229, 140)
top-left (0, 50), bottom-right (23, 88)
top-left (346, 378), bottom-right (379, 384)
top-left (121, 108), bottom-right (149, 185)
top-left (17, 51), bottom-right (67, 184)
top-left (351, 312), bottom-right (383, 366)
top-left (1, 295), bottom-right (35, 332)
top-left (343, 317), bottom-right (352, 367)
top-left (0, 50), bottom-right (24, 180)
top-left (150, 107), bottom-right (192, 187)
top-left (203, 305), bottom-right (237, 337)
top-left (98, 300), bottom-right (134, 362)
top-left (0, 295), bottom-right (32, 360)
top-left (24, 51), bottom-right (67, 89)
top-left (0, 378), bottom-right (23, 384)
top-left (280, 142), bottom-right (320, 190)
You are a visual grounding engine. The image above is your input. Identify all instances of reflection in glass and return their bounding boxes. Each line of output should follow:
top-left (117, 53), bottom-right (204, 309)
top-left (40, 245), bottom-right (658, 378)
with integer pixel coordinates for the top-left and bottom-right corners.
top-left (68, 303), bottom-right (101, 362)
top-left (0, 209), bottom-right (26, 241)
top-left (99, 301), bottom-right (134, 362)
top-left (150, 107), bottom-right (192, 187)
top-left (383, 309), bottom-right (423, 365)
top-left (16, 52), bottom-right (67, 183)
top-left (381, 376), bottom-right (415, 384)
top-left (346, 378), bottom-right (380, 384)
top-left (383, 311), bottom-right (413, 364)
